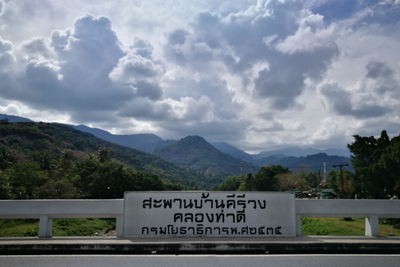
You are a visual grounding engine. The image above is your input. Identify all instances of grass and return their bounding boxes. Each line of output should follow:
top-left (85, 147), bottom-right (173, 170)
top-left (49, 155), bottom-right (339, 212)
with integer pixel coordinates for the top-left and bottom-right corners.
top-left (0, 218), bottom-right (115, 237)
top-left (301, 217), bottom-right (400, 236)
top-left (0, 219), bottom-right (39, 237)
top-left (1, 217), bottom-right (399, 237)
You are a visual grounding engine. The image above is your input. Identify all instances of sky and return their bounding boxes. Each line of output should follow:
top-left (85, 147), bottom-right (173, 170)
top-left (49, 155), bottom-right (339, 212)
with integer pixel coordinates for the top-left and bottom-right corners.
top-left (0, 0), bottom-right (399, 153)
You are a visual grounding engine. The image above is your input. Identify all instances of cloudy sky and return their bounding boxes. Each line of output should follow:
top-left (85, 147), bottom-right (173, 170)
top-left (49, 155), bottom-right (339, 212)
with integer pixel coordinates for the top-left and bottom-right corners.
top-left (0, 0), bottom-right (399, 152)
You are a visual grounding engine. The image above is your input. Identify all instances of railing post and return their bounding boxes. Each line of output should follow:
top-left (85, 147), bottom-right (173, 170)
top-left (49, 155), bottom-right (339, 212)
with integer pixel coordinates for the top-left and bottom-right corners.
top-left (296, 215), bottom-right (302, 237)
top-left (116, 215), bottom-right (123, 237)
top-left (365, 216), bottom-right (379, 237)
top-left (39, 215), bottom-right (52, 238)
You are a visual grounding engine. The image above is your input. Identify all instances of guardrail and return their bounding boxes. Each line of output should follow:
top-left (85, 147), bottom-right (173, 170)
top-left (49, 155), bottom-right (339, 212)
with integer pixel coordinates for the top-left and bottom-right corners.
top-left (0, 199), bottom-right (399, 238)
top-left (0, 199), bottom-right (124, 238)
top-left (295, 199), bottom-right (400, 237)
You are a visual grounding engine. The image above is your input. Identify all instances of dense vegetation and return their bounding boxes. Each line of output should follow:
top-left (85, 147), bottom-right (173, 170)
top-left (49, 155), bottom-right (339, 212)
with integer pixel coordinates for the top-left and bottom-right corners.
top-left (348, 130), bottom-right (400, 199)
top-left (0, 145), bottom-right (174, 199)
top-left (215, 165), bottom-right (289, 191)
top-left (0, 218), bottom-right (116, 237)
top-left (1, 120), bottom-right (398, 200)
top-left (1, 120), bottom-right (399, 237)
top-left (154, 136), bottom-right (257, 184)
top-left (216, 131), bottom-right (400, 200)
top-left (0, 120), bottom-right (218, 199)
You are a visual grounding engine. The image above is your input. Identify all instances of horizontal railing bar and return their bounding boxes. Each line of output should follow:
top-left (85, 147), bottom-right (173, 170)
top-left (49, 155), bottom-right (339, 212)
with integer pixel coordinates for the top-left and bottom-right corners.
top-left (1, 199), bottom-right (399, 218)
top-left (295, 199), bottom-right (400, 217)
top-left (0, 198), bottom-right (399, 238)
top-left (0, 199), bottom-right (124, 217)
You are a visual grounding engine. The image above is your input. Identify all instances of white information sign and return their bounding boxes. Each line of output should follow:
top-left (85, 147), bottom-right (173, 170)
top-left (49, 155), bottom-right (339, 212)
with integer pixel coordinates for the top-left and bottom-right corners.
top-left (123, 191), bottom-right (296, 237)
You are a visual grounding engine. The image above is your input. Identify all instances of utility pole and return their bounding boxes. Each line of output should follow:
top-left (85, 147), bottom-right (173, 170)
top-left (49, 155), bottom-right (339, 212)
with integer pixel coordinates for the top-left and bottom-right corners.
top-left (333, 163), bottom-right (349, 198)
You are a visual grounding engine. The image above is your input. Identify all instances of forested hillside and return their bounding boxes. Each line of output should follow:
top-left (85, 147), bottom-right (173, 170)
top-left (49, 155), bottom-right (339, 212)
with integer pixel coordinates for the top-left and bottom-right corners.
top-left (0, 121), bottom-right (214, 199)
top-left (154, 136), bottom-right (258, 185)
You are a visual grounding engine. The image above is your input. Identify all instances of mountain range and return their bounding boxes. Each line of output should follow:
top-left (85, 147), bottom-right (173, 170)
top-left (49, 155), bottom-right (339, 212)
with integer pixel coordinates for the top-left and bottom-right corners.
top-left (1, 114), bottom-right (353, 175)
top-left (73, 123), bottom-right (352, 171)
top-left (0, 118), bottom-right (216, 189)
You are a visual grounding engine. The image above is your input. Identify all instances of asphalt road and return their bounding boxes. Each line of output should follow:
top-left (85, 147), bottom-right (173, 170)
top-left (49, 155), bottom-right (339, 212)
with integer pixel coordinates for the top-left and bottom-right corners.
top-left (1, 255), bottom-right (400, 267)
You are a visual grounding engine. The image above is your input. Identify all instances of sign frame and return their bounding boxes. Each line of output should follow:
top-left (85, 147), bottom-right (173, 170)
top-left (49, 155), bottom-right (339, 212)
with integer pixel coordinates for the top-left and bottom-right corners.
top-left (122, 191), bottom-right (296, 238)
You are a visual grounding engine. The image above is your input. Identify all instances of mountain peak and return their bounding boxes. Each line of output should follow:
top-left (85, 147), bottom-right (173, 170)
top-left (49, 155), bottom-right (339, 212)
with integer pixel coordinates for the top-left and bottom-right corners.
top-left (154, 135), bottom-right (257, 182)
top-left (179, 135), bottom-right (210, 146)
top-left (157, 135), bottom-right (216, 155)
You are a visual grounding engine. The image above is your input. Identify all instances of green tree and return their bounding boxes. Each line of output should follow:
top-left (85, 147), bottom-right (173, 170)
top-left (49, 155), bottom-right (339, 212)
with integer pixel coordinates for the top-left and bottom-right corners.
top-left (129, 169), bottom-right (164, 191)
top-left (348, 130), bottom-right (400, 198)
top-left (75, 156), bottom-right (165, 198)
top-left (5, 162), bottom-right (48, 199)
top-left (38, 179), bottom-right (79, 199)
top-left (97, 148), bottom-right (111, 163)
top-left (253, 165), bottom-right (289, 191)
top-left (215, 175), bottom-right (245, 191)
top-left (0, 146), bottom-right (14, 170)
top-left (379, 135), bottom-right (400, 197)
top-left (0, 172), bottom-right (11, 199)
top-left (237, 174), bottom-right (255, 191)
top-left (276, 172), bottom-right (307, 192)
top-left (31, 150), bottom-right (55, 171)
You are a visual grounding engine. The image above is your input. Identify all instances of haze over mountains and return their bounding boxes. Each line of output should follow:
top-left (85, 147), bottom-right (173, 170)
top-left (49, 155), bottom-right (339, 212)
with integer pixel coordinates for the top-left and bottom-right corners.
top-left (1, 114), bottom-right (352, 175)
top-left (74, 124), bottom-right (351, 172)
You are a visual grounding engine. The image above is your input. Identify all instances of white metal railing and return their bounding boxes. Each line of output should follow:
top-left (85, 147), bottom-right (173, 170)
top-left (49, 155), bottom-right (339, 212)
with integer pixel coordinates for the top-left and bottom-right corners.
top-left (295, 199), bottom-right (400, 237)
top-left (0, 199), bottom-right (124, 238)
top-left (0, 199), bottom-right (399, 238)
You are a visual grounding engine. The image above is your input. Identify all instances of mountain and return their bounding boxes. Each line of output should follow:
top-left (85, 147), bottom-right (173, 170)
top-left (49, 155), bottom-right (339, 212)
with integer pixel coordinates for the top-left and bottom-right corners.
top-left (1, 114), bottom-right (352, 179)
top-left (75, 125), bottom-right (257, 184)
top-left (256, 153), bottom-right (352, 172)
top-left (74, 125), bottom-right (171, 153)
top-left (0, 121), bottom-right (210, 189)
top-left (0, 114), bottom-right (33, 123)
top-left (154, 136), bottom-right (258, 184)
top-left (254, 147), bottom-right (350, 158)
top-left (210, 142), bottom-right (351, 169)
top-left (212, 142), bottom-right (254, 163)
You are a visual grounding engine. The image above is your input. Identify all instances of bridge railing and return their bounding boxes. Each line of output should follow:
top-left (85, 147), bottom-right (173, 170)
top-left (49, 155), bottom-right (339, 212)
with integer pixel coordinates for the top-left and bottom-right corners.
top-left (0, 199), bottom-right (124, 238)
top-left (0, 199), bottom-right (399, 238)
top-left (295, 199), bottom-right (400, 237)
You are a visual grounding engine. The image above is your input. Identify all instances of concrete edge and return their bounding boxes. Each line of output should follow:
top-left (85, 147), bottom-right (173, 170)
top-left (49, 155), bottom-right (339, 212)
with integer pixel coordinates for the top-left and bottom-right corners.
top-left (0, 237), bottom-right (400, 255)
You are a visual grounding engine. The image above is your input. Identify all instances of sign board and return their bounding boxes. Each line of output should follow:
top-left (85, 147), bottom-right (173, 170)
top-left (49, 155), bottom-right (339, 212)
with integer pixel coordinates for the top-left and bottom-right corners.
top-left (123, 191), bottom-right (296, 237)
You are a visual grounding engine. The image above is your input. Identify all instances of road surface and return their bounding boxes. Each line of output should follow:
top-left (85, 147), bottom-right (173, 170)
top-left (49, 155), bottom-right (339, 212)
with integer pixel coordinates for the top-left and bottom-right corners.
top-left (1, 254), bottom-right (399, 267)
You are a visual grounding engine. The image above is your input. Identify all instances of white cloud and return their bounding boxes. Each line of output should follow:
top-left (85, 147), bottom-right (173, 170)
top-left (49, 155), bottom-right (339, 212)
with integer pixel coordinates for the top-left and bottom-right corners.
top-left (0, 0), bottom-right (399, 151)
top-left (110, 53), bottom-right (163, 100)
top-left (275, 10), bottom-right (337, 54)
top-left (0, 36), bottom-right (14, 68)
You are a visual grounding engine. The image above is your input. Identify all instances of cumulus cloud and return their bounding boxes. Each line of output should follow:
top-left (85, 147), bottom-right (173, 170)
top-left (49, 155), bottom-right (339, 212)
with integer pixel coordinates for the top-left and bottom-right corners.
top-left (1, 0), bottom-right (400, 150)
top-left (165, 0), bottom-right (338, 109)
top-left (131, 39), bottom-right (153, 59)
top-left (110, 52), bottom-right (163, 100)
top-left (0, 36), bottom-right (14, 68)
top-left (366, 61), bottom-right (394, 79)
top-left (164, 77), bottom-right (241, 119)
top-left (117, 97), bottom-right (172, 120)
top-left (1, 11), bottom-right (246, 142)
top-left (320, 83), bottom-right (391, 118)
top-left (275, 10), bottom-right (336, 54)
top-left (21, 38), bottom-right (54, 59)
top-left (0, 15), bottom-right (167, 121)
